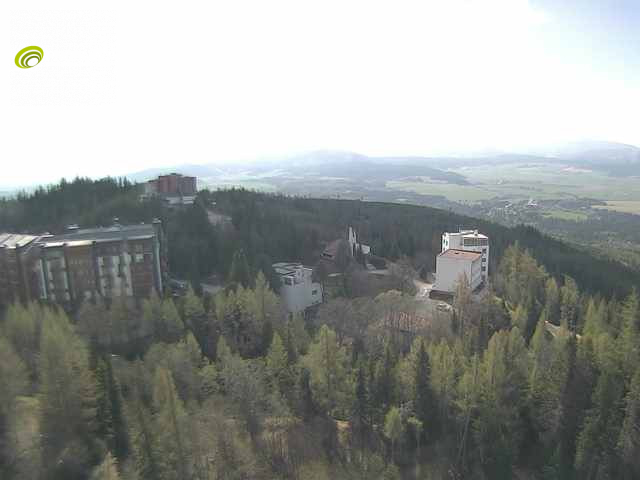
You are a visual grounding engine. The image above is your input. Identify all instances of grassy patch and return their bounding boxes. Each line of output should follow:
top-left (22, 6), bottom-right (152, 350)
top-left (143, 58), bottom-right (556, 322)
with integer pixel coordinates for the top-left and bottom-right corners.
top-left (447, 164), bottom-right (640, 201)
top-left (386, 180), bottom-right (494, 202)
top-left (593, 201), bottom-right (640, 215)
top-left (542, 209), bottom-right (588, 221)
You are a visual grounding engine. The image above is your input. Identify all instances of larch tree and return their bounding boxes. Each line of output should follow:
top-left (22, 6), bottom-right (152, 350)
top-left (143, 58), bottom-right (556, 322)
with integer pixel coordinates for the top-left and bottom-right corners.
top-left (90, 452), bottom-right (121, 480)
top-left (152, 367), bottom-right (191, 480)
top-left (266, 333), bottom-right (291, 396)
top-left (0, 338), bottom-right (28, 480)
top-left (39, 310), bottom-right (99, 478)
top-left (2, 302), bottom-right (40, 377)
top-left (384, 406), bottom-right (404, 461)
top-left (129, 387), bottom-right (161, 480)
top-left (302, 325), bottom-right (352, 418)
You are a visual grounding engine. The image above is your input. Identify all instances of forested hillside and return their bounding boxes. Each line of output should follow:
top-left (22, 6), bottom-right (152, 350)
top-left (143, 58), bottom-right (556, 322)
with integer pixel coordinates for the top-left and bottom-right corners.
top-left (2, 180), bottom-right (637, 299)
top-left (203, 189), bottom-right (640, 299)
top-left (2, 245), bottom-right (640, 479)
top-left (2, 179), bottom-right (640, 479)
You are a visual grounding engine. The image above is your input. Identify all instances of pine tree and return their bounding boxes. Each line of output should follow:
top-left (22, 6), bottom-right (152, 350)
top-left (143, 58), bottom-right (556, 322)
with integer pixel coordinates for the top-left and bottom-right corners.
top-left (352, 365), bottom-right (371, 451)
top-left (544, 277), bottom-right (561, 324)
top-left (560, 277), bottom-right (579, 332)
top-left (94, 357), bottom-right (129, 462)
top-left (618, 290), bottom-right (640, 380)
top-left (229, 249), bottom-right (252, 288)
top-left (373, 341), bottom-right (396, 419)
top-left (582, 297), bottom-right (605, 339)
top-left (95, 359), bottom-right (115, 450)
top-left (414, 340), bottom-right (436, 440)
top-left (575, 365), bottom-right (625, 479)
top-left (618, 368), bottom-right (640, 478)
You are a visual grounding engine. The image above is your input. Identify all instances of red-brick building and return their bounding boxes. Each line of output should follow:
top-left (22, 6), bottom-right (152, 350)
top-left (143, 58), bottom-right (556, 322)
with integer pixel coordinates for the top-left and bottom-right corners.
top-left (143, 173), bottom-right (197, 206)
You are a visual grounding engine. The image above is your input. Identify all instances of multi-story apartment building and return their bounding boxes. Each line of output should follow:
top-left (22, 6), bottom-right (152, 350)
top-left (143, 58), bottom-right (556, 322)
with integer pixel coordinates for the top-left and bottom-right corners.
top-left (143, 173), bottom-right (197, 206)
top-left (0, 221), bottom-right (167, 308)
top-left (442, 229), bottom-right (489, 281)
top-left (273, 262), bottom-right (323, 314)
top-left (0, 233), bottom-right (41, 307)
top-left (35, 221), bottom-right (166, 304)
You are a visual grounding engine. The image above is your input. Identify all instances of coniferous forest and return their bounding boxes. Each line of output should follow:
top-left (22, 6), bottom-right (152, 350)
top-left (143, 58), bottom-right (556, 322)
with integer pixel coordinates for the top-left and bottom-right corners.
top-left (1, 179), bottom-right (640, 479)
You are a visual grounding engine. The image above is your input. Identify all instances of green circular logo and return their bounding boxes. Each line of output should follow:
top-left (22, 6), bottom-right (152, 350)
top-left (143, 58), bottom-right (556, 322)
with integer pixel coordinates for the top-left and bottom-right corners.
top-left (15, 46), bottom-right (44, 68)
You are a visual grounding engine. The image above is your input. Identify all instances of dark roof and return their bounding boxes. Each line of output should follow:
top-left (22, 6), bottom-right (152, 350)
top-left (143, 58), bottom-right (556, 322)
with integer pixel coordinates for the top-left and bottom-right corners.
top-left (38, 224), bottom-right (157, 247)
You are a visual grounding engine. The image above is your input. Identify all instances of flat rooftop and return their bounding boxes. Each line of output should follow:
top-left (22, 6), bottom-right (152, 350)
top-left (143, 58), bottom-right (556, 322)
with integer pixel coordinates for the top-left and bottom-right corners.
top-left (445, 229), bottom-right (488, 239)
top-left (273, 262), bottom-right (311, 276)
top-left (0, 233), bottom-right (40, 249)
top-left (38, 224), bottom-right (157, 247)
top-left (439, 249), bottom-right (482, 261)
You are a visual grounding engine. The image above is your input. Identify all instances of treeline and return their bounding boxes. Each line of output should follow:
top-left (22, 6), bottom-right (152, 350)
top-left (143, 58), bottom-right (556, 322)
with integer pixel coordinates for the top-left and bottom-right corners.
top-left (2, 244), bottom-right (640, 479)
top-left (206, 189), bottom-right (640, 299)
top-left (3, 179), bottom-right (638, 300)
top-left (0, 177), bottom-right (160, 232)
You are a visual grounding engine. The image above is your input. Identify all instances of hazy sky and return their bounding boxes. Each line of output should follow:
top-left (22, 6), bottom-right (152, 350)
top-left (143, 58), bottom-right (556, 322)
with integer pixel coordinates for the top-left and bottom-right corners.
top-left (2, 0), bottom-right (639, 186)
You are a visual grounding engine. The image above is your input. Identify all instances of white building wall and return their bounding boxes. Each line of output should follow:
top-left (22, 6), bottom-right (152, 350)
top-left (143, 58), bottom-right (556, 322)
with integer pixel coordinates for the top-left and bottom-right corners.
top-left (442, 230), bottom-right (489, 281)
top-left (279, 267), bottom-right (323, 313)
top-left (434, 256), bottom-right (482, 293)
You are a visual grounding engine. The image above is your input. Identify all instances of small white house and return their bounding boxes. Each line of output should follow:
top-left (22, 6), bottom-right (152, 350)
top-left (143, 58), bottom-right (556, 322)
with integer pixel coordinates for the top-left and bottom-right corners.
top-left (442, 229), bottom-right (489, 281)
top-left (273, 262), bottom-right (323, 314)
top-left (434, 249), bottom-right (483, 294)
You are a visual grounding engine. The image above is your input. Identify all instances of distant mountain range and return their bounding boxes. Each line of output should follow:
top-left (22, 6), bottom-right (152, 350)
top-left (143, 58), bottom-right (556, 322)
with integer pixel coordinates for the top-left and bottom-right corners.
top-left (126, 140), bottom-right (640, 184)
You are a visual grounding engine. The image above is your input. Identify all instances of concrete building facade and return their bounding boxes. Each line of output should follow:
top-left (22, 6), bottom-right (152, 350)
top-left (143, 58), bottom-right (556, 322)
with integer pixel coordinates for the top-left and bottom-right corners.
top-left (0, 234), bottom-right (41, 307)
top-left (434, 249), bottom-right (483, 294)
top-left (0, 222), bottom-right (167, 308)
top-left (35, 222), bottom-right (165, 304)
top-left (273, 262), bottom-right (323, 314)
top-left (442, 229), bottom-right (489, 281)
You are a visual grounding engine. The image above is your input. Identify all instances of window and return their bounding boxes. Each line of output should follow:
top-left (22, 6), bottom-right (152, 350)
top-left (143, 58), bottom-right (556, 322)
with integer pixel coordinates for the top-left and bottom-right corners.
top-left (311, 289), bottom-right (318, 295)
top-left (481, 266), bottom-right (486, 272)
top-left (482, 248), bottom-right (487, 254)
top-left (482, 258), bottom-right (486, 263)
top-left (284, 277), bottom-right (293, 286)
